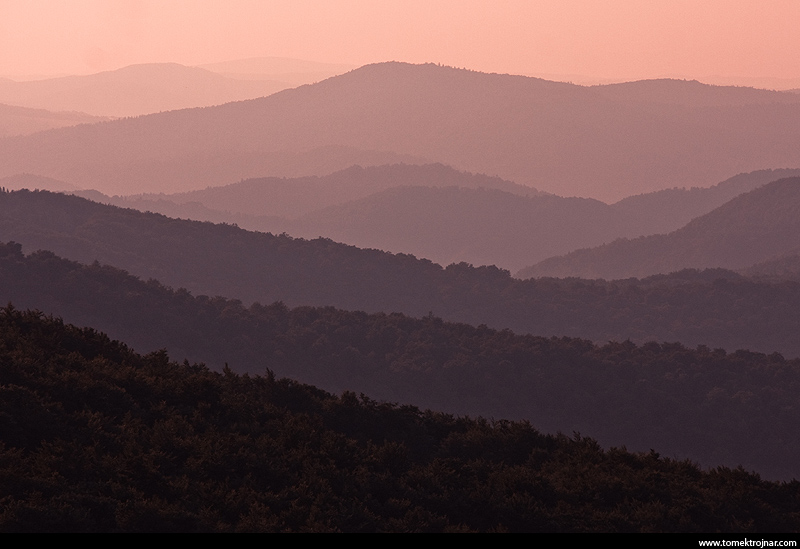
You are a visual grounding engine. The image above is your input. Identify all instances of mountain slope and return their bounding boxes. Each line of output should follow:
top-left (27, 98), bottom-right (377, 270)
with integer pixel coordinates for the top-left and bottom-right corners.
top-left (518, 178), bottom-right (800, 279)
top-left (3, 63), bottom-right (800, 197)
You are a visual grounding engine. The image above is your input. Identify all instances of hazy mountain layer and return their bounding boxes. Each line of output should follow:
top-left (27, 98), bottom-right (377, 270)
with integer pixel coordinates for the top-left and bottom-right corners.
top-left (3, 62), bottom-right (800, 198)
top-left (197, 56), bottom-right (355, 87)
top-left (609, 168), bottom-right (800, 235)
top-left (135, 163), bottom-right (544, 218)
top-left (0, 103), bottom-right (106, 138)
top-left (518, 178), bottom-right (800, 280)
top-left (283, 186), bottom-right (628, 271)
top-left (593, 78), bottom-right (800, 107)
top-left (0, 63), bottom-right (287, 117)
top-left (78, 166), bottom-right (800, 272)
top-left (741, 253), bottom-right (800, 282)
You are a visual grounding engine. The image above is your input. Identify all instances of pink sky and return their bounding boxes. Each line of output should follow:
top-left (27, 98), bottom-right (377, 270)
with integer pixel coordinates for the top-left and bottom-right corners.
top-left (1, 0), bottom-right (799, 83)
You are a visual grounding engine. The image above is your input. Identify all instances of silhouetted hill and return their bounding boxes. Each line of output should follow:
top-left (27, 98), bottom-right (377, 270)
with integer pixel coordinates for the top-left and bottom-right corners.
top-left (4, 245), bottom-right (800, 481)
top-left (4, 307), bottom-right (798, 531)
top-left (0, 63), bottom-right (287, 117)
top-left (0, 103), bottom-right (106, 137)
top-left (519, 178), bottom-right (800, 280)
top-left (3, 63), bottom-right (800, 197)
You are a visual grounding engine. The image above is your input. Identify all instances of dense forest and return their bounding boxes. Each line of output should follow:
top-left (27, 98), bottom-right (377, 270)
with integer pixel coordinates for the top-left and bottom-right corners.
top-left (2, 242), bottom-right (800, 480)
top-left (1, 307), bottom-right (799, 532)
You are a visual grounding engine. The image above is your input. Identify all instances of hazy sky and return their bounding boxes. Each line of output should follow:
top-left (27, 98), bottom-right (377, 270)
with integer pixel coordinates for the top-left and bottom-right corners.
top-left (1, 0), bottom-right (799, 82)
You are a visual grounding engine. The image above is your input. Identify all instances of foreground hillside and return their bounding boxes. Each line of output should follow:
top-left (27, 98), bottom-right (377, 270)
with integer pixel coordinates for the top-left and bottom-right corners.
top-left (519, 178), bottom-right (800, 280)
top-left (1, 307), bottom-right (798, 532)
top-left (3, 63), bottom-right (800, 198)
top-left (3, 242), bottom-right (800, 480)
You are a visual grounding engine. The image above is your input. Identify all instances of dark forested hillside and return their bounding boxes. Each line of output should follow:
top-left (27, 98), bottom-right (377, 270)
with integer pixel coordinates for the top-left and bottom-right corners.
top-left (2, 307), bottom-right (798, 532)
top-left (3, 62), bottom-right (800, 198)
top-left (3, 190), bottom-right (800, 358)
top-left (3, 242), bottom-right (800, 480)
top-left (519, 177), bottom-right (800, 280)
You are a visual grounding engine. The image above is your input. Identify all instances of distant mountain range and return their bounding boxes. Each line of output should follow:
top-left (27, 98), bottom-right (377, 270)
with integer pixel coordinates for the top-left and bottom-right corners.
top-left (3, 62), bottom-right (800, 198)
top-left (0, 63), bottom-right (288, 117)
top-left (196, 56), bottom-right (355, 87)
top-left (71, 166), bottom-right (800, 272)
top-left (0, 102), bottom-right (107, 137)
top-left (518, 177), bottom-right (800, 279)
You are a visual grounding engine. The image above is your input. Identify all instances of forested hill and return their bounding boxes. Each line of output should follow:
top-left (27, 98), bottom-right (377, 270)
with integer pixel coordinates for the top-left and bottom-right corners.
top-left (3, 307), bottom-right (799, 532)
top-left (519, 177), bottom-right (800, 280)
top-left (3, 190), bottom-right (800, 357)
top-left (3, 242), bottom-right (800, 480)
